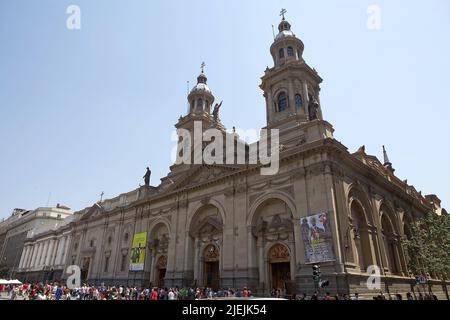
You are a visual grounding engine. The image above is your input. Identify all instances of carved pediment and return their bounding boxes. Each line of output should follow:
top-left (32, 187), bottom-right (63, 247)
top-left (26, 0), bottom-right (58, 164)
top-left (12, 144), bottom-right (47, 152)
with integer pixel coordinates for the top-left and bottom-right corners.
top-left (169, 165), bottom-right (240, 191)
top-left (80, 203), bottom-right (104, 221)
top-left (254, 214), bottom-right (293, 236)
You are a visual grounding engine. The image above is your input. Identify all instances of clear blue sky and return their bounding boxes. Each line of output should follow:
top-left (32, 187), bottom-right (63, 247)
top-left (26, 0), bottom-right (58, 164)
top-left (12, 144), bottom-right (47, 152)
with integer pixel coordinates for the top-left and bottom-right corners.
top-left (0, 0), bottom-right (449, 218)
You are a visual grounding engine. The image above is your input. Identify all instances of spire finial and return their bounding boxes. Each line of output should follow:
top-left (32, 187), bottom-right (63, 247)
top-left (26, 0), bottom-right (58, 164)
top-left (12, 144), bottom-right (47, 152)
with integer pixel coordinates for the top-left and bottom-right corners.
top-left (382, 145), bottom-right (390, 164)
top-left (382, 145), bottom-right (395, 173)
top-left (280, 8), bottom-right (287, 20)
top-left (201, 61), bottom-right (205, 74)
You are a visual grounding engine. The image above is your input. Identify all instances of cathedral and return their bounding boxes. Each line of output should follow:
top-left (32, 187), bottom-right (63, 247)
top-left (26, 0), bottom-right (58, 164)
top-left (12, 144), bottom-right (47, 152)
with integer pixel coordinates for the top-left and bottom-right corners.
top-left (15, 13), bottom-right (448, 298)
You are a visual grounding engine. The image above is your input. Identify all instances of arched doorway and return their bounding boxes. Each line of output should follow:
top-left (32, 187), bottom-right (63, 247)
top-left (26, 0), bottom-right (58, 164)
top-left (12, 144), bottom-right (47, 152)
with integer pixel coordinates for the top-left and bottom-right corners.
top-left (249, 197), bottom-right (295, 295)
top-left (148, 222), bottom-right (170, 287)
top-left (268, 244), bottom-right (291, 291)
top-left (187, 203), bottom-right (224, 288)
top-left (203, 244), bottom-right (220, 290)
top-left (156, 255), bottom-right (167, 288)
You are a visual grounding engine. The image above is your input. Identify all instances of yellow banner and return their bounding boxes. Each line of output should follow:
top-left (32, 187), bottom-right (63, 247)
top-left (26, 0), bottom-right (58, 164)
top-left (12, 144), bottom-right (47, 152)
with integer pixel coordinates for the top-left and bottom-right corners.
top-left (129, 232), bottom-right (147, 271)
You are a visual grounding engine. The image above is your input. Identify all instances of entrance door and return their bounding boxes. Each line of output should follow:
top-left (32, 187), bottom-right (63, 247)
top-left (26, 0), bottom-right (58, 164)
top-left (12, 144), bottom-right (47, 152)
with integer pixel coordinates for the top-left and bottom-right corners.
top-left (204, 261), bottom-right (219, 290)
top-left (155, 256), bottom-right (167, 288)
top-left (81, 258), bottom-right (90, 283)
top-left (203, 244), bottom-right (220, 290)
top-left (268, 244), bottom-right (291, 292)
top-left (270, 262), bottom-right (290, 290)
top-left (157, 268), bottom-right (166, 287)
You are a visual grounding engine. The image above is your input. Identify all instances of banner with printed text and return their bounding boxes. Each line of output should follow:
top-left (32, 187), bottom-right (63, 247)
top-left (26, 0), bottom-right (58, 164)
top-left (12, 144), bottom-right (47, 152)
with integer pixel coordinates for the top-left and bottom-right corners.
top-left (300, 212), bottom-right (336, 264)
top-left (129, 232), bottom-right (147, 271)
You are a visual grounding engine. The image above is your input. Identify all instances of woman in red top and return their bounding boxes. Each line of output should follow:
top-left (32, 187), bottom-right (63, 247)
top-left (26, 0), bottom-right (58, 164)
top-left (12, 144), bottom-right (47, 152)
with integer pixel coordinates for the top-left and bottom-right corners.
top-left (151, 288), bottom-right (158, 300)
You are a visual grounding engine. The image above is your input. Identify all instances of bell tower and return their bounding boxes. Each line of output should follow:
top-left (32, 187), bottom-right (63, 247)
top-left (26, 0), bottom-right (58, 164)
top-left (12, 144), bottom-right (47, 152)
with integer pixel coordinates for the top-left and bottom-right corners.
top-left (260, 10), bottom-right (333, 145)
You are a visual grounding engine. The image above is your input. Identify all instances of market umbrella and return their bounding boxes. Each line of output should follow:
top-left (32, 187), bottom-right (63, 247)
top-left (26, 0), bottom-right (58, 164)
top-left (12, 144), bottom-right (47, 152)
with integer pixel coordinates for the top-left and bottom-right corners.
top-left (9, 279), bottom-right (22, 285)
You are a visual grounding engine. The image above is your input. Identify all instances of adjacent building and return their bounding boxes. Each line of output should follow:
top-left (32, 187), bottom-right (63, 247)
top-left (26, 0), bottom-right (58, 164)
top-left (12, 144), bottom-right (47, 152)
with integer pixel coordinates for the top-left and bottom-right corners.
top-left (0, 205), bottom-right (73, 278)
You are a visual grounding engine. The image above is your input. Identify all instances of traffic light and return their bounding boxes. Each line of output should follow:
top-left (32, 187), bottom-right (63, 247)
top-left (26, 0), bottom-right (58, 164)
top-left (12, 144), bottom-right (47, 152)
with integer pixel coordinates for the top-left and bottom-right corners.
top-left (312, 264), bottom-right (321, 282)
top-left (415, 276), bottom-right (420, 286)
top-left (320, 280), bottom-right (330, 288)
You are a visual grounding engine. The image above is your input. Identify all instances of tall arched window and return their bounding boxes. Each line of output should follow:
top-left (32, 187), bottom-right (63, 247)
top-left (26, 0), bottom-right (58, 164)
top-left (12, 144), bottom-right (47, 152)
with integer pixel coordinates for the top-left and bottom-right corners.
top-left (197, 98), bottom-right (203, 110)
top-left (277, 92), bottom-right (288, 112)
top-left (381, 213), bottom-right (400, 275)
top-left (295, 94), bottom-right (302, 108)
top-left (278, 48), bottom-right (284, 59)
top-left (287, 46), bottom-right (294, 57)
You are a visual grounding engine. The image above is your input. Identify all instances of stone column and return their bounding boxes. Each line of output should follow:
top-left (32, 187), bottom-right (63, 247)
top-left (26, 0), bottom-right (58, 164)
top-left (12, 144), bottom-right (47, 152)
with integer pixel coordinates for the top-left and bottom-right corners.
top-left (26, 246), bottom-right (33, 268)
top-left (25, 246), bottom-right (33, 269)
top-left (20, 246), bottom-right (28, 269)
top-left (52, 239), bottom-right (60, 266)
top-left (34, 242), bottom-right (43, 267)
top-left (193, 238), bottom-right (200, 283)
top-left (149, 250), bottom-right (156, 284)
top-left (393, 240), bottom-right (403, 276)
top-left (37, 242), bottom-right (44, 266)
top-left (288, 80), bottom-right (295, 113)
top-left (247, 226), bottom-right (255, 271)
top-left (24, 246), bottom-right (31, 267)
top-left (302, 80), bottom-right (309, 120)
top-left (371, 198), bottom-right (388, 274)
top-left (62, 236), bottom-right (70, 266)
top-left (45, 240), bottom-right (55, 266)
top-left (257, 238), bottom-right (264, 288)
top-left (29, 244), bottom-right (38, 268)
top-left (18, 246), bottom-right (27, 269)
top-left (55, 237), bottom-right (64, 265)
top-left (292, 168), bottom-right (308, 268)
top-left (322, 164), bottom-right (345, 268)
top-left (266, 92), bottom-right (273, 124)
top-left (40, 241), bottom-right (49, 266)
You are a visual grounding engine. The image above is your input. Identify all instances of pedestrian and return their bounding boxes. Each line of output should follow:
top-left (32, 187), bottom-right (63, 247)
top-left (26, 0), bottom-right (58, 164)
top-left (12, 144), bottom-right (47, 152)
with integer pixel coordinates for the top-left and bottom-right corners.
top-left (151, 287), bottom-right (158, 300)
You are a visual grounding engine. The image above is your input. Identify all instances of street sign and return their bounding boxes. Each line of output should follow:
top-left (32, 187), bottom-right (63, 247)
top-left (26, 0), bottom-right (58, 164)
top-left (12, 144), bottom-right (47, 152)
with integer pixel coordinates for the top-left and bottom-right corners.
top-left (416, 275), bottom-right (427, 285)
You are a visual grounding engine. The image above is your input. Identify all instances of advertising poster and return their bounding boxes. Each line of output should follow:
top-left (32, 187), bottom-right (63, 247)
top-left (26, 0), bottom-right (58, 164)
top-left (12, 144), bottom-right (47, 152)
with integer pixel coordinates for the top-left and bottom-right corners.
top-left (129, 232), bottom-right (147, 271)
top-left (300, 212), bottom-right (336, 264)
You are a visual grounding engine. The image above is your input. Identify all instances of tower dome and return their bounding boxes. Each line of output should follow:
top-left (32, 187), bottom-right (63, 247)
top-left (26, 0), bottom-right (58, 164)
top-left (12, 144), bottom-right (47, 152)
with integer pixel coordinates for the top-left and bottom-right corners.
top-left (187, 63), bottom-right (215, 114)
top-left (270, 10), bottom-right (304, 67)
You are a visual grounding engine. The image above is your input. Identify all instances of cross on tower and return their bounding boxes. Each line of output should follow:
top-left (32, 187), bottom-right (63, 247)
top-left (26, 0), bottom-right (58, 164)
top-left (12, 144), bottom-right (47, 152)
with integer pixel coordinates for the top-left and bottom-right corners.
top-left (280, 8), bottom-right (287, 20)
top-left (100, 191), bottom-right (104, 202)
top-left (201, 62), bottom-right (205, 73)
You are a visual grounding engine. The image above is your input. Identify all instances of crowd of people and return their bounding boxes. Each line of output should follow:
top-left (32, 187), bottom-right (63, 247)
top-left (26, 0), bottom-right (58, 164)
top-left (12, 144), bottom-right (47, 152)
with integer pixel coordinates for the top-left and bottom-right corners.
top-left (0, 283), bottom-right (440, 300)
top-left (0, 283), bottom-right (252, 300)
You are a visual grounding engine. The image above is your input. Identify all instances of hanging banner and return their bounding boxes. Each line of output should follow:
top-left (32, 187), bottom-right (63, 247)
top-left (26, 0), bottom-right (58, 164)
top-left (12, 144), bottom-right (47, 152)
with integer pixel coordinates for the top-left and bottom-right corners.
top-left (129, 232), bottom-right (147, 271)
top-left (300, 212), bottom-right (336, 264)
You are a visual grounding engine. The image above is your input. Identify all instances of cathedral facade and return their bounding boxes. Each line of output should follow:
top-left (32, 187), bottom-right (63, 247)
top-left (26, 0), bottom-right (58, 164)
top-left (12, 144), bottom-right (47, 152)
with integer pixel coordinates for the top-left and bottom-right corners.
top-left (16, 15), bottom-right (448, 298)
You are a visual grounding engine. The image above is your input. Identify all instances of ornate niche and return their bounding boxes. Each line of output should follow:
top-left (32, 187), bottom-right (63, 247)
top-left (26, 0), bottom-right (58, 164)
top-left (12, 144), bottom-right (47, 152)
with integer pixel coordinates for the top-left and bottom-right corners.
top-left (203, 244), bottom-right (220, 262)
top-left (268, 243), bottom-right (290, 263)
top-left (254, 213), bottom-right (293, 242)
top-left (190, 204), bottom-right (223, 244)
top-left (156, 255), bottom-right (167, 269)
top-left (149, 224), bottom-right (170, 255)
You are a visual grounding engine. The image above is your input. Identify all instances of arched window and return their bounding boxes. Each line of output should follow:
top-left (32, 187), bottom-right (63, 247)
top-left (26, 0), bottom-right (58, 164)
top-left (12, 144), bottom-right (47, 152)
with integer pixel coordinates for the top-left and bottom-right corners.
top-left (197, 98), bottom-right (203, 110)
top-left (295, 94), bottom-right (302, 108)
top-left (277, 92), bottom-right (288, 112)
top-left (278, 48), bottom-right (284, 59)
top-left (287, 46), bottom-right (294, 57)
